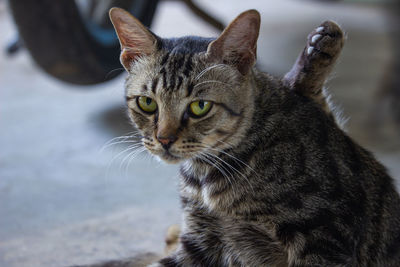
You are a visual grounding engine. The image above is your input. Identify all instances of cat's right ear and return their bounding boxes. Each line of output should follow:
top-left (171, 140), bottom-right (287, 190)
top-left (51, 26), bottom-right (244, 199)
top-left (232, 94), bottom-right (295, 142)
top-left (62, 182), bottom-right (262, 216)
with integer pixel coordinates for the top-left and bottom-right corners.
top-left (206, 10), bottom-right (260, 75)
top-left (109, 7), bottom-right (158, 71)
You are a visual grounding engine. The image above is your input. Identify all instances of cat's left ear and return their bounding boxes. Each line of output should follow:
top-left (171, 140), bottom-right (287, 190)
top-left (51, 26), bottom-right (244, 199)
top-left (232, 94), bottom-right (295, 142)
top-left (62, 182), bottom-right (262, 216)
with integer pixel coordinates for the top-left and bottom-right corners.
top-left (109, 7), bottom-right (158, 71)
top-left (206, 10), bottom-right (260, 75)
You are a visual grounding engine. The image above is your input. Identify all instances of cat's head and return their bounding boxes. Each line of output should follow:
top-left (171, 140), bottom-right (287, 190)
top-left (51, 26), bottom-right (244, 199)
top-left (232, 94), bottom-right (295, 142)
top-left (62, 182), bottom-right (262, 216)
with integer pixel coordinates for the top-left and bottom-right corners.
top-left (109, 8), bottom-right (260, 163)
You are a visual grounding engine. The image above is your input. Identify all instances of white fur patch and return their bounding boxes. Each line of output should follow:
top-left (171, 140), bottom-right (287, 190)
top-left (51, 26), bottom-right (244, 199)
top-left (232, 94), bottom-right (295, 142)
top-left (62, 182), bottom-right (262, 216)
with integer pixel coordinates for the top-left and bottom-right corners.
top-left (323, 87), bottom-right (348, 131)
top-left (181, 161), bottom-right (201, 195)
top-left (201, 186), bottom-right (216, 211)
top-left (182, 160), bottom-right (193, 174)
top-left (184, 184), bottom-right (199, 195)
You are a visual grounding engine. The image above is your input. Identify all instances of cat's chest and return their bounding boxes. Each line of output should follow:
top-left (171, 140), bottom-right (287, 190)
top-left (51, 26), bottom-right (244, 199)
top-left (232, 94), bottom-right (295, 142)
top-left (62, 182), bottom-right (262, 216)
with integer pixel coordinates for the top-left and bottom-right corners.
top-left (179, 163), bottom-right (288, 266)
top-left (179, 161), bottom-right (258, 216)
top-left (179, 161), bottom-right (234, 212)
top-left (180, 170), bottom-right (217, 210)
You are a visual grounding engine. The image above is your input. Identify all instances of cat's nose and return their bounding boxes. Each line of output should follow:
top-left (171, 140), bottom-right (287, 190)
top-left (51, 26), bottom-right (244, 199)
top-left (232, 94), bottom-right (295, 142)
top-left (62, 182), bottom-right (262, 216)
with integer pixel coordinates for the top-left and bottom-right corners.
top-left (157, 135), bottom-right (178, 150)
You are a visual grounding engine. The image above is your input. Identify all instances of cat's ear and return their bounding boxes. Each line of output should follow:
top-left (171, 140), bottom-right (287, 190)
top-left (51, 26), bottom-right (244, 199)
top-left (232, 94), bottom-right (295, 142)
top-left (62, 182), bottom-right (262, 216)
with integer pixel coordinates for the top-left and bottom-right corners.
top-left (109, 7), bottom-right (158, 71)
top-left (206, 10), bottom-right (260, 75)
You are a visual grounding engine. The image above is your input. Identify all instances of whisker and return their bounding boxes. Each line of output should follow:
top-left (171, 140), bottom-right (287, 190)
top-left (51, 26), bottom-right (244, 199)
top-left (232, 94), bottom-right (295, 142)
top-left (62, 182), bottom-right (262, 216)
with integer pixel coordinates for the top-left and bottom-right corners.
top-left (199, 152), bottom-right (234, 188)
top-left (106, 133), bottom-right (141, 143)
top-left (101, 132), bottom-right (143, 152)
top-left (202, 152), bottom-right (232, 177)
top-left (202, 151), bottom-right (238, 190)
top-left (201, 144), bottom-right (256, 194)
top-left (105, 143), bottom-right (143, 180)
top-left (108, 143), bottom-right (143, 169)
top-left (195, 64), bottom-right (229, 80)
top-left (214, 139), bottom-right (235, 149)
top-left (122, 146), bottom-right (148, 178)
top-left (101, 139), bottom-right (141, 152)
top-left (193, 80), bottom-right (231, 89)
top-left (204, 151), bottom-right (240, 179)
top-left (213, 141), bottom-right (259, 177)
top-left (105, 67), bottom-right (125, 79)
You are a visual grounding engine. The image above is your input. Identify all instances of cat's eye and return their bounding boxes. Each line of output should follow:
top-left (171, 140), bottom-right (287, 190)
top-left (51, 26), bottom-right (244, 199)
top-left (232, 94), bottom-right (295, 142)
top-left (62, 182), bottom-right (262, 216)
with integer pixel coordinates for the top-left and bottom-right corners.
top-left (189, 100), bottom-right (212, 117)
top-left (137, 96), bottom-right (157, 114)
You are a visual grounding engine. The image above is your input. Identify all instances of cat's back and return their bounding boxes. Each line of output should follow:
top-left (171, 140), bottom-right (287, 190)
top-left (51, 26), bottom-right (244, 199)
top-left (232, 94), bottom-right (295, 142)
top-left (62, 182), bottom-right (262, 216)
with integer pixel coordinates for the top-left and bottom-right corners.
top-left (254, 75), bottom-right (400, 265)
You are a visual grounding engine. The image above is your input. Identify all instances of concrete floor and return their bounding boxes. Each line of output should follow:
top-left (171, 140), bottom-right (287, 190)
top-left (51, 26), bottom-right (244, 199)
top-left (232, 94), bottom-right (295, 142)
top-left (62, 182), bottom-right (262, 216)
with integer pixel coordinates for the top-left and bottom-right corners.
top-left (0, 0), bottom-right (399, 266)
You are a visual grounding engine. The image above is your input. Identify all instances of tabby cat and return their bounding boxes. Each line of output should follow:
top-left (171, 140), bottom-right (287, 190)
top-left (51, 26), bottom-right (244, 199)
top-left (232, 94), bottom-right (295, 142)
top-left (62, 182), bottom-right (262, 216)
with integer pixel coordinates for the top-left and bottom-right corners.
top-left (106, 8), bottom-right (400, 266)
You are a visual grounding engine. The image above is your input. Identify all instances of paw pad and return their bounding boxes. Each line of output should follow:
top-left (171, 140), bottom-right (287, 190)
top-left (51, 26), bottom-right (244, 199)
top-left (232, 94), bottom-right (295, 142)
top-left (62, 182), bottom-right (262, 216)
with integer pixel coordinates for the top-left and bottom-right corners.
top-left (305, 21), bottom-right (344, 59)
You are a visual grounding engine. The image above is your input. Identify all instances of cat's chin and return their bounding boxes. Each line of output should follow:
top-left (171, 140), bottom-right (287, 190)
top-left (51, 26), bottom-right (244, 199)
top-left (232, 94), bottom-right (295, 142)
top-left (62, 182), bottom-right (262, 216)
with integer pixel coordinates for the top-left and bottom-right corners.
top-left (157, 151), bottom-right (183, 164)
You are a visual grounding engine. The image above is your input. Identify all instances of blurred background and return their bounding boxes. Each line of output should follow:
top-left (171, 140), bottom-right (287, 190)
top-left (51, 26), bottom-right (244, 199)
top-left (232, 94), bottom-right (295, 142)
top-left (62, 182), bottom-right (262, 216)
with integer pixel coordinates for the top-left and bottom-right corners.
top-left (0, 0), bottom-right (399, 266)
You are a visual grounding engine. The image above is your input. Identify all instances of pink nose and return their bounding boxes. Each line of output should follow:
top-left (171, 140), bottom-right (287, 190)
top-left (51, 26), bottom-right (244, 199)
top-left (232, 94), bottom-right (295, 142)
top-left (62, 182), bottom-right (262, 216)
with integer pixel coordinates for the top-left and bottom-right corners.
top-left (157, 135), bottom-right (177, 149)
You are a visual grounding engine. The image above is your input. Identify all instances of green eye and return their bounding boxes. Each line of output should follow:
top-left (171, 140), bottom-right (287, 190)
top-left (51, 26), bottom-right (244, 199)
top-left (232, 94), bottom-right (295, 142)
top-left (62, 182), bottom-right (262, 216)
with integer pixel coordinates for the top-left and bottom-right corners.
top-left (137, 96), bottom-right (157, 113)
top-left (189, 100), bottom-right (212, 117)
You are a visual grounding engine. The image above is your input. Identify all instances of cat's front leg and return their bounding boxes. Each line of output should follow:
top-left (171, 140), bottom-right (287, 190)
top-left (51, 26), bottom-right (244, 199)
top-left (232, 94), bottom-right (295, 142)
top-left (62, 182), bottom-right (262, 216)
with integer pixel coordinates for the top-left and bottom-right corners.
top-left (148, 234), bottom-right (226, 267)
top-left (147, 248), bottom-right (199, 267)
top-left (148, 228), bottom-right (225, 267)
top-left (147, 253), bottom-right (184, 267)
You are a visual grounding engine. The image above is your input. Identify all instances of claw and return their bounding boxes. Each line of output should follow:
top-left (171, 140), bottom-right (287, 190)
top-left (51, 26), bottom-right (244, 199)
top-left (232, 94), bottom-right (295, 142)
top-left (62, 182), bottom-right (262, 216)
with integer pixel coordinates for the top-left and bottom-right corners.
top-left (311, 34), bottom-right (322, 44)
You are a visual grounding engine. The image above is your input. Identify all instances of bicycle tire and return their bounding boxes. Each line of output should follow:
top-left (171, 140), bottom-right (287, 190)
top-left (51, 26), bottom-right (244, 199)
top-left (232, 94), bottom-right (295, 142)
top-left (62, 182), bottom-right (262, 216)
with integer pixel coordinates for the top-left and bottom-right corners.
top-left (9, 0), bottom-right (159, 85)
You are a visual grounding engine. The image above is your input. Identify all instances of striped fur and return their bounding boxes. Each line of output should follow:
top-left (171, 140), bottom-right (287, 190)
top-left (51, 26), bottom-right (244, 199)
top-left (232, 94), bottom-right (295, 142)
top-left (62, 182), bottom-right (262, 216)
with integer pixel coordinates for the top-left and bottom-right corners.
top-left (107, 8), bottom-right (400, 267)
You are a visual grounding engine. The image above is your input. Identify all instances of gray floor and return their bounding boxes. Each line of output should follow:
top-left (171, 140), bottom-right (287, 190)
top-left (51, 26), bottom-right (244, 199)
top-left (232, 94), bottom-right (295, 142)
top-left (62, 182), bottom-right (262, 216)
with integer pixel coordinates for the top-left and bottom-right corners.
top-left (0, 0), bottom-right (399, 266)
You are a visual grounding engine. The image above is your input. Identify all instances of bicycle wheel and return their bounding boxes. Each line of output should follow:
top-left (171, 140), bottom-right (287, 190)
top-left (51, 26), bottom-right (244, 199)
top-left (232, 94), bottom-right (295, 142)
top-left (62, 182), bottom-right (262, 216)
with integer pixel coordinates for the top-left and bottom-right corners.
top-left (9, 0), bottom-right (159, 85)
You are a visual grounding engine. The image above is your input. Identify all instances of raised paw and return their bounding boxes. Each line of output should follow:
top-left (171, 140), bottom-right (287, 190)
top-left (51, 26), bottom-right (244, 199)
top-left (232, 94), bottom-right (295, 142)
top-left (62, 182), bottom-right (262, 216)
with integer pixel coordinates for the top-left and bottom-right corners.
top-left (305, 21), bottom-right (345, 65)
top-left (283, 20), bottom-right (345, 114)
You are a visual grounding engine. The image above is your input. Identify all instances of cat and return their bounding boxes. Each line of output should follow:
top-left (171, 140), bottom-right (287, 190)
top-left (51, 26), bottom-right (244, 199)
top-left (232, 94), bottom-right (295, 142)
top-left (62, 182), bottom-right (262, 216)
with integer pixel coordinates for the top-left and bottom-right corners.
top-left (104, 7), bottom-right (400, 267)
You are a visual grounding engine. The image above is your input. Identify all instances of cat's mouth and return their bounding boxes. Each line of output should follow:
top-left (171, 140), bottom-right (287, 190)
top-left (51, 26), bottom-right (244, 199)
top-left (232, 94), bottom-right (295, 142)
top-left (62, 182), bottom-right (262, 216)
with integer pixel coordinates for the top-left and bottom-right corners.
top-left (143, 141), bottom-right (186, 163)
